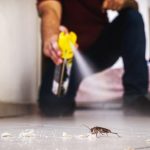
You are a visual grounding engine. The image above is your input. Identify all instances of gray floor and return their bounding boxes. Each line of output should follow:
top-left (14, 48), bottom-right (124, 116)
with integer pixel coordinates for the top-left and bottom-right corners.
top-left (0, 103), bottom-right (150, 150)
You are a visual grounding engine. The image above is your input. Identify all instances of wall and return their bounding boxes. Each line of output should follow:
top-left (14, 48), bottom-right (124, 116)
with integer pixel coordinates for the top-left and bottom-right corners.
top-left (137, 0), bottom-right (150, 60)
top-left (0, 0), bottom-right (38, 104)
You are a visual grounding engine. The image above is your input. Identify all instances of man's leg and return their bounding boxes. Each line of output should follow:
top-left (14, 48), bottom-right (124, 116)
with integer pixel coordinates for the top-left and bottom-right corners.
top-left (119, 9), bottom-right (148, 97)
top-left (83, 8), bottom-right (148, 104)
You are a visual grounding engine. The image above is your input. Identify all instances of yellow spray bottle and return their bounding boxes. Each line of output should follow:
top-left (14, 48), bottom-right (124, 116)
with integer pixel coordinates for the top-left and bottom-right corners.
top-left (52, 31), bottom-right (77, 96)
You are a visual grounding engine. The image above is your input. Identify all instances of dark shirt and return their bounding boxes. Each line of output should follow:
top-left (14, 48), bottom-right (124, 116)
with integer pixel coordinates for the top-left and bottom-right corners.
top-left (61, 0), bottom-right (108, 50)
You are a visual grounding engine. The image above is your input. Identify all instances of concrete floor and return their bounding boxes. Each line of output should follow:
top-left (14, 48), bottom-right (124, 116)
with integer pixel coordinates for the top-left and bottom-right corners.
top-left (0, 103), bottom-right (150, 150)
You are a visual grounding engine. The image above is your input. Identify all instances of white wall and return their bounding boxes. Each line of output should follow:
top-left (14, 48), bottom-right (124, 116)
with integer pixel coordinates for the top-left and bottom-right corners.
top-left (137, 0), bottom-right (150, 60)
top-left (0, 0), bottom-right (39, 103)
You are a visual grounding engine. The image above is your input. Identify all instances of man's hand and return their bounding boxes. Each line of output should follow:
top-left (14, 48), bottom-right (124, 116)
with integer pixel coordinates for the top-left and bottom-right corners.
top-left (43, 26), bottom-right (68, 65)
top-left (102, 0), bottom-right (125, 11)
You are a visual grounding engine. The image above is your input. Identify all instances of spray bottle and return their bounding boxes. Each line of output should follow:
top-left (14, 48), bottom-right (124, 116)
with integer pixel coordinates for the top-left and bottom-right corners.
top-left (52, 31), bottom-right (77, 96)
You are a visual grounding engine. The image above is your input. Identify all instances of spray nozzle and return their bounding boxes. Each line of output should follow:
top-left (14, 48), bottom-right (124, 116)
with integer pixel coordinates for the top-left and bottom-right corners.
top-left (58, 31), bottom-right (77, 59)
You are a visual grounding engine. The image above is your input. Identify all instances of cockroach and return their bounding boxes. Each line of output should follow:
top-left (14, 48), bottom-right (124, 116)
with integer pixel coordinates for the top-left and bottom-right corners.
top-left (83, 124), bottom-right (121, 138)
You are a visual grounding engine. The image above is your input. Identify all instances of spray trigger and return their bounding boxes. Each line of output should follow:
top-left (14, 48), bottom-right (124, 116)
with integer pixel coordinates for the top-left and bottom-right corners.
top-left (58, 31), bottom-right (77, 59)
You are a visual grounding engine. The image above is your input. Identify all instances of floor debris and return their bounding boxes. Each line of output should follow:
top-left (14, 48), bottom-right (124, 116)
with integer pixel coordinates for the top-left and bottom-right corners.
top-left (19, 129), bottom-right (36, 138)
top-left (1, 132), bottom-right (12, 139)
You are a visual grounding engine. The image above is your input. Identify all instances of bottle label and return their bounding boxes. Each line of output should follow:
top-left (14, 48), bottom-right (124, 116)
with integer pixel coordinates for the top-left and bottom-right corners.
top-left (52, 59), bottom-right (73, 96)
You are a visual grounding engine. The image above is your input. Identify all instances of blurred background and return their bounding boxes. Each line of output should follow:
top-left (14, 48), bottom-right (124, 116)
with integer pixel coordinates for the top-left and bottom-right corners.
top-left (0, 0), bottom-right (150, 116)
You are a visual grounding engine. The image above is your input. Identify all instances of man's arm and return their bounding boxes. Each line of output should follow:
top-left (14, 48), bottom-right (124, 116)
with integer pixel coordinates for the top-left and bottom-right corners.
top-left (102, 0), bottom-right (138, 12)
top-left (37, 0), bottom-right (63, 64)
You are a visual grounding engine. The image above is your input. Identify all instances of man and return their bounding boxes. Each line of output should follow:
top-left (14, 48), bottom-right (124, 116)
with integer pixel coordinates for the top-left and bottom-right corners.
top-left (37, 0), bottom-right (149, 116)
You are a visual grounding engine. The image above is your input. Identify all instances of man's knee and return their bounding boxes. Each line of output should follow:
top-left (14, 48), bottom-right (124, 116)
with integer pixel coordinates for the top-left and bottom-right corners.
top-left (120, 9), bottom-right (144, 27)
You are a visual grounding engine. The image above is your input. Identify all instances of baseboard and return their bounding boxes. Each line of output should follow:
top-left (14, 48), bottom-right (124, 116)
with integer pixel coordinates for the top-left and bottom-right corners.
top-left (0, 102), bottom-right (38, 117)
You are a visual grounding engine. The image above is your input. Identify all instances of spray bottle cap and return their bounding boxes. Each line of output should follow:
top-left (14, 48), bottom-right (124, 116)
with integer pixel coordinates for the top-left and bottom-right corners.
top-left (58, 31), bottom-right (77, 59)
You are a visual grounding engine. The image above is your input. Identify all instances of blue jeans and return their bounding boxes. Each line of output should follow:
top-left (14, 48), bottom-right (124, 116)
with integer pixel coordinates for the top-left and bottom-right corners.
top-left (39, 8), bottom-right (148, 107)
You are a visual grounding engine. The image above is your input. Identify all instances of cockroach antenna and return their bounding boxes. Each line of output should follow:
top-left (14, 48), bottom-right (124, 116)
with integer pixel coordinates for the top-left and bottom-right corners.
top-left (111, 132), bottom-right (121, 138)
top-left (82, 124), bottom-right (91, 130)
